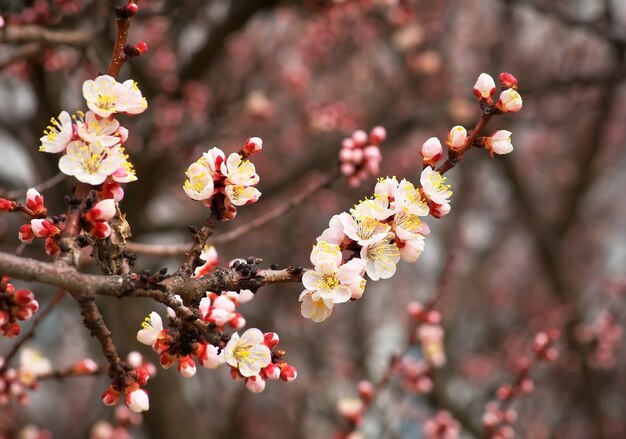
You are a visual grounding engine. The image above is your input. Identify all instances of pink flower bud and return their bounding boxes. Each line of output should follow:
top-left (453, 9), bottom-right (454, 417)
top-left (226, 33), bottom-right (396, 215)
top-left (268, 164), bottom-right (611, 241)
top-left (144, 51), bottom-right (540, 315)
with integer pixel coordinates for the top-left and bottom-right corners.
top-left (347, 175), bottom-right (361, 187)
top-left (126, 2), bottom-right (139, 15)
top-left (89, 199), bottom-right (116, 222)
top-left (407, 301), bottom-right (424, 319)
top-left (230, 367), bottom-right (244, 381)
top-left (100, 181), bottom-right (125, 202)
top-left (159, 352), bottom-right (176, 369)
top-left (339, 148), bottom-right (354, 163)
top-left (351, 148), bottom-right (364, 164)
top-left (244, 375), bottom-right (266, 393)
top-left (14, 306), bottom-right (34, 321)
top-left (243, 137), bottom-right (263, 155)
top-left (497, 384), bottom-right (512, 400)
top-left (337, 398), bottom-right (364, 422)
top-left (0, 198), bottom-right (14, 211)
top-left (74, 358), bottom-right (99, 373)
top-left (25, 189), bottom-right (46, 215)
top-left (5, 321), bottom-right (21, 337)
top-left (102, 386), bottom-right (120, 406)
top-left (45, 238), bottom-right (60, 256)
top-left (279, 363), bottom-right (297, 382)
top-left (18, 225), bottom-right (34, 244)
top-left (486, 130), bottom-right (513, 155)
top-left (341, 138), bottom-right (356, 150)
top-left (351, 130), bottom-right (368, 147)
top-left (126, 388), bottom-right (149, 413)
top-left (426, 310), bottom-right (442, 324)
top-left (363, 145), bottom-right (381, 160)
top-left (369, 126), bottom-right (387, 145)
top-left (430, 202), bottom-right (451, 218)
top-left (228, 312), bottom-right (246, 329)
top-left (499, 72), bottom-right (518, 90)
top-left (177, 355), bottom-right (196, 378)
top-left (341, 163), bottom-right (356, 176)
top-left (473, 73), bottom-right (496, 99)
top-left (13, 289), bottom-right (34, 306)
top-left (135, 41), bottom-right (148, 55)
top-left (365, 158), bottom-right (380, 176)
top-left (496, 89), bottom-right (523, 113)
top-left (92, 222), bottom-right (111, 239)
top-left (262, 363), bottom-right (281, 380)
top-left (420, 137), bottom-right (443, 165)
top-left (30, 219), bottom-right (59, 238)
top-left (357, 380), bottom-right (374, 402)
top-left (263, 332), bottom-right (280, 349)
top-left (446, 126), bottom-right (467, 151)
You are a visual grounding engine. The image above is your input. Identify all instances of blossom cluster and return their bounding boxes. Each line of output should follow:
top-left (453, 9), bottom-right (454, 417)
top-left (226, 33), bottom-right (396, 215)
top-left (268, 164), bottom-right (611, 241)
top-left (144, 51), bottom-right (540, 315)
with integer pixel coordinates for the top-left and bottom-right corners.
top-left (39, 74), bottom-right (146, 188)
top-left (137, 301), bottom-right (296, 396)
top-left (423, 411), bottom-right (461, 439)
top-left (101, 352), bottom-right (156, 413)
top-left (183, 137), bottom-right (263, 220)
top-left (0, 277), bottom-right (39, 337)
top-left (303, 72), bottom-right (523, 323)
top-left (0, 348), bottom-right (51, 406)
top-left (408, 301), bottom-right (446, 367)
top-left (300, 168), bottom-right (451, 322)
top-left (225, 328), bottom-right (297, 393)
top-left (339, 127), bottom-right (385, 187)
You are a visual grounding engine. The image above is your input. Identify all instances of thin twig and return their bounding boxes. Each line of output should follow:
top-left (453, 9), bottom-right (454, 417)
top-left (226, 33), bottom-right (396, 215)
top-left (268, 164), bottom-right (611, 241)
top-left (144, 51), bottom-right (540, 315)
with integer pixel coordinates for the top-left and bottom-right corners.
top-left (1, 173), bottom-right (67, 199)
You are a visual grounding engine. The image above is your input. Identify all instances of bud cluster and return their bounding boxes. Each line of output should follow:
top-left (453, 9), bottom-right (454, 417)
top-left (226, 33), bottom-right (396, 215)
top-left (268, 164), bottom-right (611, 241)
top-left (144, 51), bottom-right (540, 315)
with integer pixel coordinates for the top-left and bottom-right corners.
top-left (483, 330), bottom-right (559, 438)
top-left (423, 411), bottom-right (461, 439)
top-left (420, 72), bottom-right (521, 170)
top-left (101, 352), bottom-right (156, 413)
top-left (339, 127), bottom-right (386, 187)
top-left (0, 277), bottom-right (39, 337)
top-left (408, 301), bottom-right (446, 367)
top-left (90, 405), bottom-right (143, 439)
top-left (17, 188), bottom-right (121, 255)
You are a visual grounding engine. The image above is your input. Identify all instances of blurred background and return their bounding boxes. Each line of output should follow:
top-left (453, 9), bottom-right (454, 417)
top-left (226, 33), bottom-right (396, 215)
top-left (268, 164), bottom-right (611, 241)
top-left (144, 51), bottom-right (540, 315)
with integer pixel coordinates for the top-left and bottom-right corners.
top-left (1, 0), bottom-right (626, 438)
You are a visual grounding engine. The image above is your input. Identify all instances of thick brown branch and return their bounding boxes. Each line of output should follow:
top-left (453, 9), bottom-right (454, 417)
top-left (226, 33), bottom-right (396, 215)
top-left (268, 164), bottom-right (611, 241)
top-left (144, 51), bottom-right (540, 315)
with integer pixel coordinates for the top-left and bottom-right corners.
top-left (0, 251), bottom-right (304, 304)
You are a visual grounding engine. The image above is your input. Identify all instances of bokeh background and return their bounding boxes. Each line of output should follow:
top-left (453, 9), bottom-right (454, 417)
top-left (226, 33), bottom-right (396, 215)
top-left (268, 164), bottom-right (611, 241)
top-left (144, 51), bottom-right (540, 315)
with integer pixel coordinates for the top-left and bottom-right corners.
top-left (1, 0), bottom-right (626, 438)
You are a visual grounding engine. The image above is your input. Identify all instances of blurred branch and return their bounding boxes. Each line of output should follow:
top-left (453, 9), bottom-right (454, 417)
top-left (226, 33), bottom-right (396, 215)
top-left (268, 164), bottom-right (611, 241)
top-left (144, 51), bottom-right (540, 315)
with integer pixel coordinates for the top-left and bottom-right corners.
top-left (0, 42), bottom-right (43, 70)
top-left (179, 0), bottom-right (279, 82)
top-left (37, 365), bottom-right (107, 380)
top-left (502, 0), bottom-right (626, 48)
top-left (0, 173), bottom-right (66, 199)
top-left (0, 25), bottom-right (91, 47)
